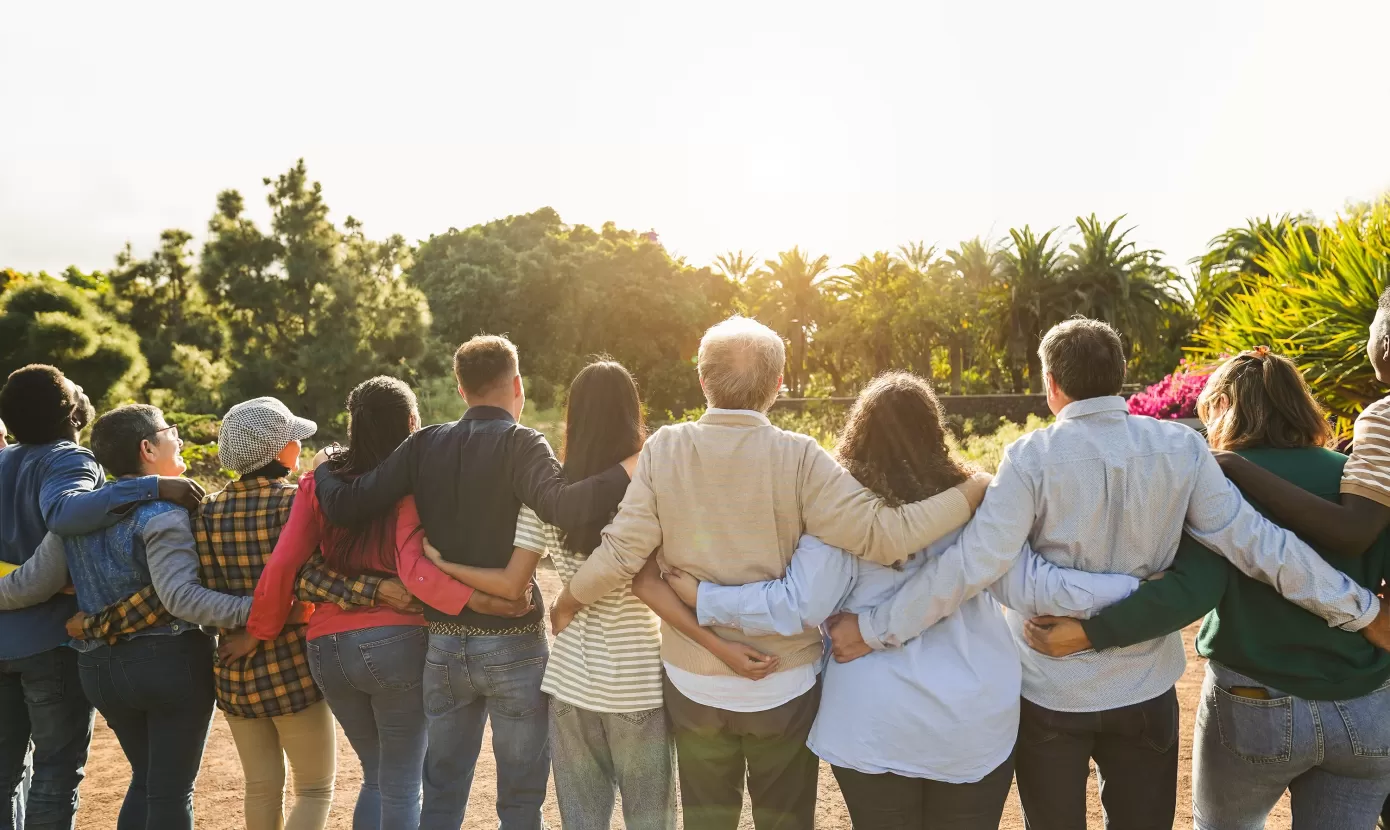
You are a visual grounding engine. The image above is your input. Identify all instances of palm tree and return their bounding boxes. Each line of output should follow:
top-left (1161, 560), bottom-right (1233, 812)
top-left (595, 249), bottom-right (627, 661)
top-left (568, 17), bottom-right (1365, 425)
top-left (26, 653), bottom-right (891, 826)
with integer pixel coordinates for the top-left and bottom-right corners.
top-left (995, 226), bottom-right (1066, 392)
top-left (713, 249), bottom-right (761, 284)
top-left (755, 247), bottom-right (833, 397)
top-left (940, 238), bottom-right (1003, 394)
top-left (1057, 215), bottom-right (1182, 357)
top-left (1191, 215), bottom-right (1316, 319)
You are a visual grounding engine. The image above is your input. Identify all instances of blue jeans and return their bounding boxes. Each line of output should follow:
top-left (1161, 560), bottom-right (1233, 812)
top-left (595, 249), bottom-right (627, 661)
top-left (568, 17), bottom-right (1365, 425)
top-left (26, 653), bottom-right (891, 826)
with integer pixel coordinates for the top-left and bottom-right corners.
top-left (76, 631), bottom-right (215, 830)
top-left (548, 699), bottom-right (675, 830)
top-left (419, 632), bottom-right (549, 830)
top-left (0, 646), bottom-right (94, 830)
top-left (1194, 663), bottom-right (1390, 830)
top-left (307, 626), bottom-right (428, 830)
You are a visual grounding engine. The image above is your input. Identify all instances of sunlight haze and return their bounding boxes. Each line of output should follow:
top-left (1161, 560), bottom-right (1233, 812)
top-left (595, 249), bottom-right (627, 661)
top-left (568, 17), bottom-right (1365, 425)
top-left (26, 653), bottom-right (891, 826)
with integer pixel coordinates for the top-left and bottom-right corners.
top-left (4, 0), bottom-right (1389, 279)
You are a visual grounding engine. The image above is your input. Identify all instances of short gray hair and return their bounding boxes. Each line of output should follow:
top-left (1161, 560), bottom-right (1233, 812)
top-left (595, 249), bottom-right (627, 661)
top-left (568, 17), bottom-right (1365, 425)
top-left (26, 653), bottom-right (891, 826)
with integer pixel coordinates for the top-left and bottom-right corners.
top-left (697, 316), bottom-right (786, 412)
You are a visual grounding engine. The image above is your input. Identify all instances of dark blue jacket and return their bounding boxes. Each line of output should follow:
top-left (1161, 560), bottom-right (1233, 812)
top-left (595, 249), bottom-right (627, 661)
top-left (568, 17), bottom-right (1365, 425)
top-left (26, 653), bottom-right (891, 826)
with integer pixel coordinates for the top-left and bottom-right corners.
top-left (0, 441), bottom-right (157, 659)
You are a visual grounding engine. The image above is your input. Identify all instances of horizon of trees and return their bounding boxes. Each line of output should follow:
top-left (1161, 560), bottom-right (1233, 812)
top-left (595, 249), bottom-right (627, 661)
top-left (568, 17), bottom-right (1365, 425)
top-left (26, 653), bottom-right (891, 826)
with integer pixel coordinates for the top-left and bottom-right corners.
top-left (2, 160), bottom-right (1384, 437)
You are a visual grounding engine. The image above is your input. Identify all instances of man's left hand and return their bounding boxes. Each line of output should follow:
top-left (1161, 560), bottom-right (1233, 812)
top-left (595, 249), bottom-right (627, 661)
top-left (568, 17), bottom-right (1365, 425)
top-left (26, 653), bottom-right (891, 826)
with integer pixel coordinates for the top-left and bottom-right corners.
top-left (1023, 616), bottom-right (1092, 657)
top-left (826, 612), bottom-right (872, 663)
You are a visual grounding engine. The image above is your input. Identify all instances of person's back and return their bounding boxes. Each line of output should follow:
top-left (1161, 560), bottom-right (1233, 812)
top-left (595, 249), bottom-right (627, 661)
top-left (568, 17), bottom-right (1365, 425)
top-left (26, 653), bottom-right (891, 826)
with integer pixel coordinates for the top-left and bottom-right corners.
top-left (998, 399), bottom-right (1208, 710)
top-left (1199, 447), bottom-right (1390, 694)
top-left (0, 441), bottom-right (85, 654)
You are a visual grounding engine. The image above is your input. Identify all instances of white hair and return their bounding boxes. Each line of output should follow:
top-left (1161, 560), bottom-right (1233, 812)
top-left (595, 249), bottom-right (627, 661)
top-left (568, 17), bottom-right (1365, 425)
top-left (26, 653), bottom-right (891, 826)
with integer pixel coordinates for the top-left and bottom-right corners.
top-left (697, 316), bottom-right (786, 412)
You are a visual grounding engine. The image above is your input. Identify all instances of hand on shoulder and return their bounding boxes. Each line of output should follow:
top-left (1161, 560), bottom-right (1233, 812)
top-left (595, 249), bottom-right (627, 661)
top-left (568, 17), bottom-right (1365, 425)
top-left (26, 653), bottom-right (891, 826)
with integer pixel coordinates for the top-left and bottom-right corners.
top-left (955, 471), bottom-right (993, 511)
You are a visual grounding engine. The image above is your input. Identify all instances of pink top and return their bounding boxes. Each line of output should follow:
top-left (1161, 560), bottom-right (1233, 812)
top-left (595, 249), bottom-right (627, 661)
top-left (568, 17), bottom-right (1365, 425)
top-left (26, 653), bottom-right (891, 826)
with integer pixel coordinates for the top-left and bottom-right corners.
top-left (248, 474), bottom-right (474, 641)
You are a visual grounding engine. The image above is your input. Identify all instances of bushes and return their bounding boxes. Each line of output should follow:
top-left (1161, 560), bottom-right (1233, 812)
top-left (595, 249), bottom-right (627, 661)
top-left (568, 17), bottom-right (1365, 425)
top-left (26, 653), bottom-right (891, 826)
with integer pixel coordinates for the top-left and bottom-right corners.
top-left (1192, 198), bottom-right (1390, 433)
top-left (0, 277), bottom-right (147, 406)
top-left (1127, 363), bottom-right (1211, 420)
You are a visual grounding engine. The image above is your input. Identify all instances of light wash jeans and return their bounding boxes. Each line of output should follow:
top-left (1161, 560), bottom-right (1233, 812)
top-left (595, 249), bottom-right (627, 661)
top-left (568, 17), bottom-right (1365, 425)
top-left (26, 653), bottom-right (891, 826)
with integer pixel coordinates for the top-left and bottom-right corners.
top-left (1194, 662), bottom-right (1390, 830)
top-left (419, 631), bottom-right (550, 830)
top-left (307, 626), bottom-right (428, 830)
top-left (549, 699), bottom-right (675, 830)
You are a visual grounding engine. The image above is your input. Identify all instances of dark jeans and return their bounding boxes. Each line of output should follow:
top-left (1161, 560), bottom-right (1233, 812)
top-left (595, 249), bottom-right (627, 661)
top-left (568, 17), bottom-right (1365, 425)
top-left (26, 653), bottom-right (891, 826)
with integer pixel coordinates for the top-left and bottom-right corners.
top-left (77, 631), bottom-right (215, 830)
top-left (308, 626), bottom-right (428, 830)
top-left (664, 676), bottom-right (821, 830)
top-left (1015, 687), bottom-right (1179, 830)
top-left (832, 753), bottom-right (1015, 830)
top-left (0, 646), bottom-right (94, 830)
top-left (419, 632), bottom-right (550, 830)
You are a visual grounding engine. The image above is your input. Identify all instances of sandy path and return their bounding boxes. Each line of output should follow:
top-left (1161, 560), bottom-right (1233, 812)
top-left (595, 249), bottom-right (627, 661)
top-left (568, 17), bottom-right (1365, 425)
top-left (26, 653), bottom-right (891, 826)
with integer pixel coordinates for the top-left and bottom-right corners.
top-left (75, 565), bottom-right (1291, 829)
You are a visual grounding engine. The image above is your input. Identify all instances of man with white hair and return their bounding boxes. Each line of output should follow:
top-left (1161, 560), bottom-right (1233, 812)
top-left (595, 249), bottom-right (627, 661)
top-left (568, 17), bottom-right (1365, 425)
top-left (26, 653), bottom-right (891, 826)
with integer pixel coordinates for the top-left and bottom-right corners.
top-left (550, 315), bottom-right (989, 829)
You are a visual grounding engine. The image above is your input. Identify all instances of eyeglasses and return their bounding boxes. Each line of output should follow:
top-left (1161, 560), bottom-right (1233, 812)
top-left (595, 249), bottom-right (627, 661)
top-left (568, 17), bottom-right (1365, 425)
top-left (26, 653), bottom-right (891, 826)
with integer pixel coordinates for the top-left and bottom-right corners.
top-left (145, 424), bottom-right (180, 444)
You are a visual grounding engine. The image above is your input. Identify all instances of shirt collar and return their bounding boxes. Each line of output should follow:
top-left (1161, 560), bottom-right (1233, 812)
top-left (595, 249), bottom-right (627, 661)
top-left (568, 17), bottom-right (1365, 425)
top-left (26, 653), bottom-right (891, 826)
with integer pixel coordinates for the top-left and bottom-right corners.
top-left (1056, 395), bottom-right (1130, 422)
top-left (702, 408), bottom-right (772, 426)
top-left (463, 405), bottom-right (516, 423)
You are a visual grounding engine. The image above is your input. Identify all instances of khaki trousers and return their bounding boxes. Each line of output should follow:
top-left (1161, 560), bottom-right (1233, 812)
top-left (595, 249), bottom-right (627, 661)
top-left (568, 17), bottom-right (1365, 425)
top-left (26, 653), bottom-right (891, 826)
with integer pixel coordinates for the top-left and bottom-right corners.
top-left (225, 700), bottom-right (336, 830)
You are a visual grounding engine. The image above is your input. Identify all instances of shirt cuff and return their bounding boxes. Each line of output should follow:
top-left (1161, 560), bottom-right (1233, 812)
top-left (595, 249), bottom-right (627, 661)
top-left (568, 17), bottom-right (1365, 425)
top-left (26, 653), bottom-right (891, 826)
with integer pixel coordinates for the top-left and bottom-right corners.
top-left (1341, 591), bottom-right (1381, 633)
top-left (858, 611), bottom-right (888, 651)
top-left (115, 476), bottom-right (160, 512)
top-left (695, 583), bottom-right (734, 628)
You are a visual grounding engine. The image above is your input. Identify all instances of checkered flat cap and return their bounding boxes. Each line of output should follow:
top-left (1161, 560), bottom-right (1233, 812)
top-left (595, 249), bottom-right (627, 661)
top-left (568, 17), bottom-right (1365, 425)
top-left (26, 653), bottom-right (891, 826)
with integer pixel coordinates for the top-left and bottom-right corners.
top-left (219, 397), bottom-right (317, 475)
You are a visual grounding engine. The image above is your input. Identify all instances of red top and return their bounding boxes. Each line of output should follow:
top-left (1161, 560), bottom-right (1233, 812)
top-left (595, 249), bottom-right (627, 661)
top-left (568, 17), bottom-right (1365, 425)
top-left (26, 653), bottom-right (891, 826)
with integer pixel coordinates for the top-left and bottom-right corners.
top-left (248, 474), bottom-right (474, 641)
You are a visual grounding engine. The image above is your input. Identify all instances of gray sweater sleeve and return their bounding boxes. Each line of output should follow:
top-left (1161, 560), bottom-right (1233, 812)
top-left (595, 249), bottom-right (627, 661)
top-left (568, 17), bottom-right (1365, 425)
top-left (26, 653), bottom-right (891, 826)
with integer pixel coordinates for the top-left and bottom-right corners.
top-left (144, 510), bottom-right (253, 628)
top-left (0, 533), bottom-right (70, 610)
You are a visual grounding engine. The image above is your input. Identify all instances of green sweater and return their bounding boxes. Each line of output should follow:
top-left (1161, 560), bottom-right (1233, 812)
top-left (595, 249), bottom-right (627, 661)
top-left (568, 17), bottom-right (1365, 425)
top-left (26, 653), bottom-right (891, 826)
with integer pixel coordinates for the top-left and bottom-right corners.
top-left (1081, 446), bottom-right (1390, 701)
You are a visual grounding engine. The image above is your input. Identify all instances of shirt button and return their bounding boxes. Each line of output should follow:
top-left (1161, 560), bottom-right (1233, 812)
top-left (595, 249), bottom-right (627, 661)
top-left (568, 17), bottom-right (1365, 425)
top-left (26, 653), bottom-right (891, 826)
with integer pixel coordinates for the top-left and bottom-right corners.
top-left (907, 553), bottom-right (916, 561)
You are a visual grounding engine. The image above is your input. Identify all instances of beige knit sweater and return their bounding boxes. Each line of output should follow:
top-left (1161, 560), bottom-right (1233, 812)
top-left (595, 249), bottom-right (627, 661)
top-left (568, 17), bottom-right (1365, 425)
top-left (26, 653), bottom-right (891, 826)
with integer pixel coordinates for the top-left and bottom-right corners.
top-left (567, 409), bottom-right (978, 677)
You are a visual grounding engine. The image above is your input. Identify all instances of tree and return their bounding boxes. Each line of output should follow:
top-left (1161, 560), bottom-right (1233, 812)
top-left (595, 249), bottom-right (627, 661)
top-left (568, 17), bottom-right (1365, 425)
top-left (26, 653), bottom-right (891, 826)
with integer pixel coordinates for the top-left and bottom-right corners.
top-left (410, 209), bottom-right (731, 416)
top-left (1191, 214), bottom-right (1316, 320)
top-left (940, 238), bottom-right (1003, 394)
top-left (107, 229), bottom-right (228, 401)
top-left (0, 276), bottom-right (147, 405)
top-left (198, 160), bottom-right (431, 430)
top-left (1057, 214), bottom-right (1183, 360)
top-left (1194, 199), bottom-right (1390, 431)
top-left (994, 226), bottom-right (1066, 392)
top-left (749, 248), bottom-right (834, 397)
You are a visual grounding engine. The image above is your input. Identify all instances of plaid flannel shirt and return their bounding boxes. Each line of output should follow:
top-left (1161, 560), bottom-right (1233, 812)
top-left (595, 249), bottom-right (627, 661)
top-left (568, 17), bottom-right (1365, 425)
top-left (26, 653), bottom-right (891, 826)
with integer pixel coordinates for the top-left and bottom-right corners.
top-left (78, 552), bottom-right (383, 645)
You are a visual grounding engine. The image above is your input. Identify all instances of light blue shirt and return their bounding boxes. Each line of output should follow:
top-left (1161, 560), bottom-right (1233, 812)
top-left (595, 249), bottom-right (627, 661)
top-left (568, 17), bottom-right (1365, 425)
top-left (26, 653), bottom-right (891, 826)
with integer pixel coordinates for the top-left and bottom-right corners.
top-left (697, 532), bottom-right (1140, 782)
top-left (858, 396), bottom-right (1381, 712)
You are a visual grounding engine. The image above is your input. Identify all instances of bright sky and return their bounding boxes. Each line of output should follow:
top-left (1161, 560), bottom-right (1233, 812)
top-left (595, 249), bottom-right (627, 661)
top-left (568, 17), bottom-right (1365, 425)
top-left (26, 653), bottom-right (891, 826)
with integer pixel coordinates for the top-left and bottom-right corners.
top-left (4, 0), bottom-right (1390, 283)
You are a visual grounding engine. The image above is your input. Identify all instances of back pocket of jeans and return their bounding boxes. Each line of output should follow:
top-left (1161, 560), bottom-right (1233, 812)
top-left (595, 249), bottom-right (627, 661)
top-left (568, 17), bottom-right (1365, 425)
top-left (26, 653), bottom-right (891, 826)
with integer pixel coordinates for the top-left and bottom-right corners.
top-left (483, 656), bottom-right (547, 719)
top-left (1335, 681), bottom-right (1390, 757)
top-left (424, 660), bottom-right (453, 715)
top-left (360, 628), bottom-right (427, 692)
top-left (1212, 685), bottom-right (1292, 764)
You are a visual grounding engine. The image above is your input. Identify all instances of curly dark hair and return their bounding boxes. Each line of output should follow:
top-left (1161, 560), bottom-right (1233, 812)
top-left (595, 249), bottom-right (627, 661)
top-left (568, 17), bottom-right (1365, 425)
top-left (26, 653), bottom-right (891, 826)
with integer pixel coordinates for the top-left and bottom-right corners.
top-left (835, 372), bottom-right (972, 506)
top-left (0, 364), bottom-right (85, 445)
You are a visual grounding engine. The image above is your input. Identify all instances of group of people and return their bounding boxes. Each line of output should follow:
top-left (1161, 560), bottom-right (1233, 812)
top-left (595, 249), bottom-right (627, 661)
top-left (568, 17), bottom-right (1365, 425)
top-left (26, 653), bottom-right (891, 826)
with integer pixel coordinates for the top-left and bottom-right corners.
top-left (3, 300), bottom-right (1390, 830)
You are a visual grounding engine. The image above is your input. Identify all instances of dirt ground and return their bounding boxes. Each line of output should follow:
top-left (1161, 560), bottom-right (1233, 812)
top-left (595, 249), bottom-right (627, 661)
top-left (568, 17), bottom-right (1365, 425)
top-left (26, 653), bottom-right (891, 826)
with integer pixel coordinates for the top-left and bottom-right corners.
top-left (75, 565), bottom-right (1292, 829)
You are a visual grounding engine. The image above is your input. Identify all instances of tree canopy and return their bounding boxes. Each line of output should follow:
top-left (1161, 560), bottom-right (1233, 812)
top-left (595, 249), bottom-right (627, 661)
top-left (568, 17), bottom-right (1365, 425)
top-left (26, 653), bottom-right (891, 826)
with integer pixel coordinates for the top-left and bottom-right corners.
top-left (11, 160), bottom-right (1389, 436)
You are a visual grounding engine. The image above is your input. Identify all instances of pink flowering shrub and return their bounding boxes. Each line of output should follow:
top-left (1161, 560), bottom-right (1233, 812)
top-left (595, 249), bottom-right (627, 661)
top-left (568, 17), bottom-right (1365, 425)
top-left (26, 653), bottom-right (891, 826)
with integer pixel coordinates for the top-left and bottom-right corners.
top-left (1128, 362), bottom-right (1211, 420)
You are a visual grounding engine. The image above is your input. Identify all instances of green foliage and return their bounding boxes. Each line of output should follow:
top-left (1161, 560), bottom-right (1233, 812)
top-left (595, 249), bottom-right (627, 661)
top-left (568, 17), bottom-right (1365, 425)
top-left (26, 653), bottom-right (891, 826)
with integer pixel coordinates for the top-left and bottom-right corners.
top-left (950, 414), bottom-right (1052, 474)
top-left (0, 276), bottom-right (147, 405)
top-left (198, 160), bottom-right (431, 432)
top-left (106, 229), bottom-right (228, 394)
top-left (410, 208), bottom-right (733, 418)
top-left (1193, 199), bottom-right (1390, 433)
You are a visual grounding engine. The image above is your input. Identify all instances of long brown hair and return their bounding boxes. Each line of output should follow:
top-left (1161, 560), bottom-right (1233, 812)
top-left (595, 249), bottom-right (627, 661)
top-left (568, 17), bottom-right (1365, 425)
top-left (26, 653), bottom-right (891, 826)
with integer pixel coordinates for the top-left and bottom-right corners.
top-left (835, 372), bottom-right (972, 505)
top-left (1196, 347), bottom-right (1333, 452)
top-left (321, 376), bottom-right (420, 575)
top-left (560, 360), bottom-right (646, 556)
